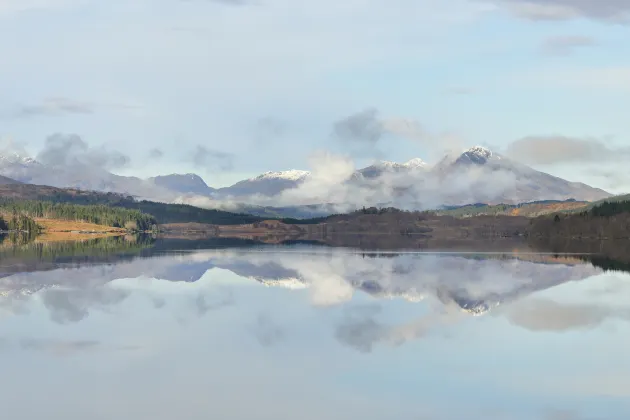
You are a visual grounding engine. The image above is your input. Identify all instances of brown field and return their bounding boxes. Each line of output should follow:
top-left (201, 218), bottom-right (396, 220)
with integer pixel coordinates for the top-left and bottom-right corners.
top-left (34, 218), bottom-right (126, 242)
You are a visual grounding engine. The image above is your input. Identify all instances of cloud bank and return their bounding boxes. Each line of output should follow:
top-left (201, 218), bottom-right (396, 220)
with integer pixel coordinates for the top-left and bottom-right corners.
top-left (36, 133), bottom-right (130, 170)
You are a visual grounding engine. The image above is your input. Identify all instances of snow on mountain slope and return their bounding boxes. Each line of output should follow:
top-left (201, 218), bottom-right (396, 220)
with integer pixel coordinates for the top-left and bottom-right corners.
top-left (356, 158), bottom-right (427, 180)
top-left (213, 147), bottom-right (610, 206)
top-left (217, 170), bottom-right (311, 197)
top-left (0, 144), bottom-right (611, 210)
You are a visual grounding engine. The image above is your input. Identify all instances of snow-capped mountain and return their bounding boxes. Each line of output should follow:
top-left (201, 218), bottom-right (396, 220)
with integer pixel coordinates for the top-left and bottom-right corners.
top-left (356, 158), bottom-right (427, 179)
top-left (216, 170), bottom-right (311, 197)
top-left (213, 146), bottom-right (610, 206)
top-left (0, 145), bottom-right (612, 211)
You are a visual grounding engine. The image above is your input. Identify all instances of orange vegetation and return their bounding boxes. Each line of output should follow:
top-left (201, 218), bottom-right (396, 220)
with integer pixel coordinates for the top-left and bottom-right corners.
top-left (34, 218), bottom-right (126, 242)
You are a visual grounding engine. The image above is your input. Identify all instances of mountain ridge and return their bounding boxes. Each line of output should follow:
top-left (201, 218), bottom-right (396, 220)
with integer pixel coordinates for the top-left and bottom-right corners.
top-left (0, 146), bottom-right (613, 214)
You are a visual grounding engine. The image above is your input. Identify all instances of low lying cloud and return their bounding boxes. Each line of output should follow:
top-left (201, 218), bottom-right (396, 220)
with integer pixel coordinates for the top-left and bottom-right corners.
top-left (489, 0), bottom-right (630, 22)
top-left (36, 133), bottom-right (131, 170)
top-left (541, 35), bottom-right (596, 56)
top-left (240, 150), bottom-right (524, 210)
top-left (505, 135), bottom-right (630, 165)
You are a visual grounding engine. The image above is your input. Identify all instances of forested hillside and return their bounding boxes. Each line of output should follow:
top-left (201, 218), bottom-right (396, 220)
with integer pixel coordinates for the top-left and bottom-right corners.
top-left (529, 200), bottom-right (630, 239)
top-left (0, 184), bottom-right (270, 225)
top-left (0, 199), bottom-right (156, 231)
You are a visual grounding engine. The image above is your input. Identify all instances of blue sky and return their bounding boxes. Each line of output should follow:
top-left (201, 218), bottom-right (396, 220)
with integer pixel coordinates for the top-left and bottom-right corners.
top-left (1, 0), bottom-right (630, 190)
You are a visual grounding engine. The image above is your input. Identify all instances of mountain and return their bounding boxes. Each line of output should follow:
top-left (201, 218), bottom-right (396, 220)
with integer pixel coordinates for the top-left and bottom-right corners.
top-left (213, 146), bottom-right (611, 208)
top-left (0, 146), bottom-right (612, 215)
top-left (149, 174), bottom-right (215, 196)
top-left (216, 170), bottom-right (311, 197)
top-left (0, 174), bottom-right (21, 185)
top-left (355, 158), bottom-right (427, 180)
top-left (440, 146), bottom-right (610, 203)
top-left (0, 151), bottom-right (178, 202)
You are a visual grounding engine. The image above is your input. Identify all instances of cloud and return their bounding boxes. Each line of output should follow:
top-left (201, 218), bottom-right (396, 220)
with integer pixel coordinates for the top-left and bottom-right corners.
top-left (333, 108), bottom-right (384, 146)
top-left (331, 108), bottom-right (464, 160)
top-left (504, 298), bottom-right (630, 332)
top-left (36, 133), bottom-right (130, 170)
top-left (505, 135), bottom-right (630, 164)
top-left (148, 148), bottom-right (164, 159)
top-left (256, 117), bottom-right (287, 138)
top-left (189, 145), bottom-right (234, 171)
top-left (19, 338), bottom-right (101, 355)
top-left (228, 146), bottom-right (527, 210)
top-left (13, 97), bottom-right (93, 118)
top-left (380, 118), bottom-right (428, 142)
top-left (541, 35), bottom-right (596, 56)
top-left (489, 0), bottom-right (630, 22)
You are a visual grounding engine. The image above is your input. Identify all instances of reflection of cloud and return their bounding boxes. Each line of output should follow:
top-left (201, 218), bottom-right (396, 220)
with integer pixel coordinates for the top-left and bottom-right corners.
top-left (206, 249), bottom-right (602, 313)
top-left (335, 303), bottom-right (462, 352)
top-left (194, 288), bottom-right (234, 316)
top-left (504, 298), bottom-right (630, 332)
top-left (0, 248), bottom-right (610, 336)
top-left (41, 287), bottom-right (130, 324)
top-left (251, 314), bottom-right (286, 347)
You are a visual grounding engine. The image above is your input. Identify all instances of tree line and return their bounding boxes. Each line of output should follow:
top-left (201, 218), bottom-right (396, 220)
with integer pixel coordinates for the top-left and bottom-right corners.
top-left (589, 200), bottom-right (630, 217)
top-left (0, 199), bottom-right (157, 231)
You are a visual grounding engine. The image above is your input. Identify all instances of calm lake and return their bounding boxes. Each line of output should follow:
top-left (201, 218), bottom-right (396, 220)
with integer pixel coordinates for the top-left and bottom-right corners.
top-left (1, 237), bottom-right (629, 420)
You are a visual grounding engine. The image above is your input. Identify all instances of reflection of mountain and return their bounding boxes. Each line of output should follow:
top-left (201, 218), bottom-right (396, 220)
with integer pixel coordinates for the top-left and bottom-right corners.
top-left (0, 243), bottom-right (620, 321)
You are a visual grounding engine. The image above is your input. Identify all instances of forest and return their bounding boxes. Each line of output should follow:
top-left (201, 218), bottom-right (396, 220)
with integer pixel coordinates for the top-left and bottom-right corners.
top-left (589, 200), bottom-right (630, 217)
top-left (0, 199), bottom-right (157, 231)
top-left (529, 200), bottom-right (630, 239)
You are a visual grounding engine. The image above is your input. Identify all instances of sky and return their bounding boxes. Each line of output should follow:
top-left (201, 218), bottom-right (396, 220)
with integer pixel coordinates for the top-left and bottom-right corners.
top-left (1, 0), bottom-right (630, 191)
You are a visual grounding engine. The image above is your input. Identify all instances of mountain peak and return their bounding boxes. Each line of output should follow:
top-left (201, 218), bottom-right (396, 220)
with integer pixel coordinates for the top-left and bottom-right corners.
top-left (0, 152), bottom-right (37, 166)
top-left (254, 170), bottom-right (311, 181)
top-left (404, 158), bottom-right (427, 168)
top-left (457, 145), bottom-right (497, 165)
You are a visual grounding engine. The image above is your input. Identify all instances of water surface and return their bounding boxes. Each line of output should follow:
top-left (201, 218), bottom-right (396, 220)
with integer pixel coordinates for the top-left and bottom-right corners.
top-left (1, 238), bottom-right (629, 420)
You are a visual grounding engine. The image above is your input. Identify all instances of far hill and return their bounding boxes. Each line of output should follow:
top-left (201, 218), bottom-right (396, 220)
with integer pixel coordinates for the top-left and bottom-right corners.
top-left (0, 183), bottom-right (318, 225)
top-left (0, 175), bottom-right (22, 185)
top-left (434, 199), bottom-right (591, 218)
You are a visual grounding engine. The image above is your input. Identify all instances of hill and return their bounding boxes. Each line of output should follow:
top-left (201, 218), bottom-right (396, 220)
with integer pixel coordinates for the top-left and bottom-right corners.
top-left (0, 183), bottom-right (305, 225)
top-left (0, 175), bottom-right (21, 185)
top-left (434, 199), bottom-right (591, 218)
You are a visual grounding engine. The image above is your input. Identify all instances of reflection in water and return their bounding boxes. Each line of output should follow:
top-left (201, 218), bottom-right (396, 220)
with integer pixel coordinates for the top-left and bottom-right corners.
top-left (0, 240), bottom-right (629, 419)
